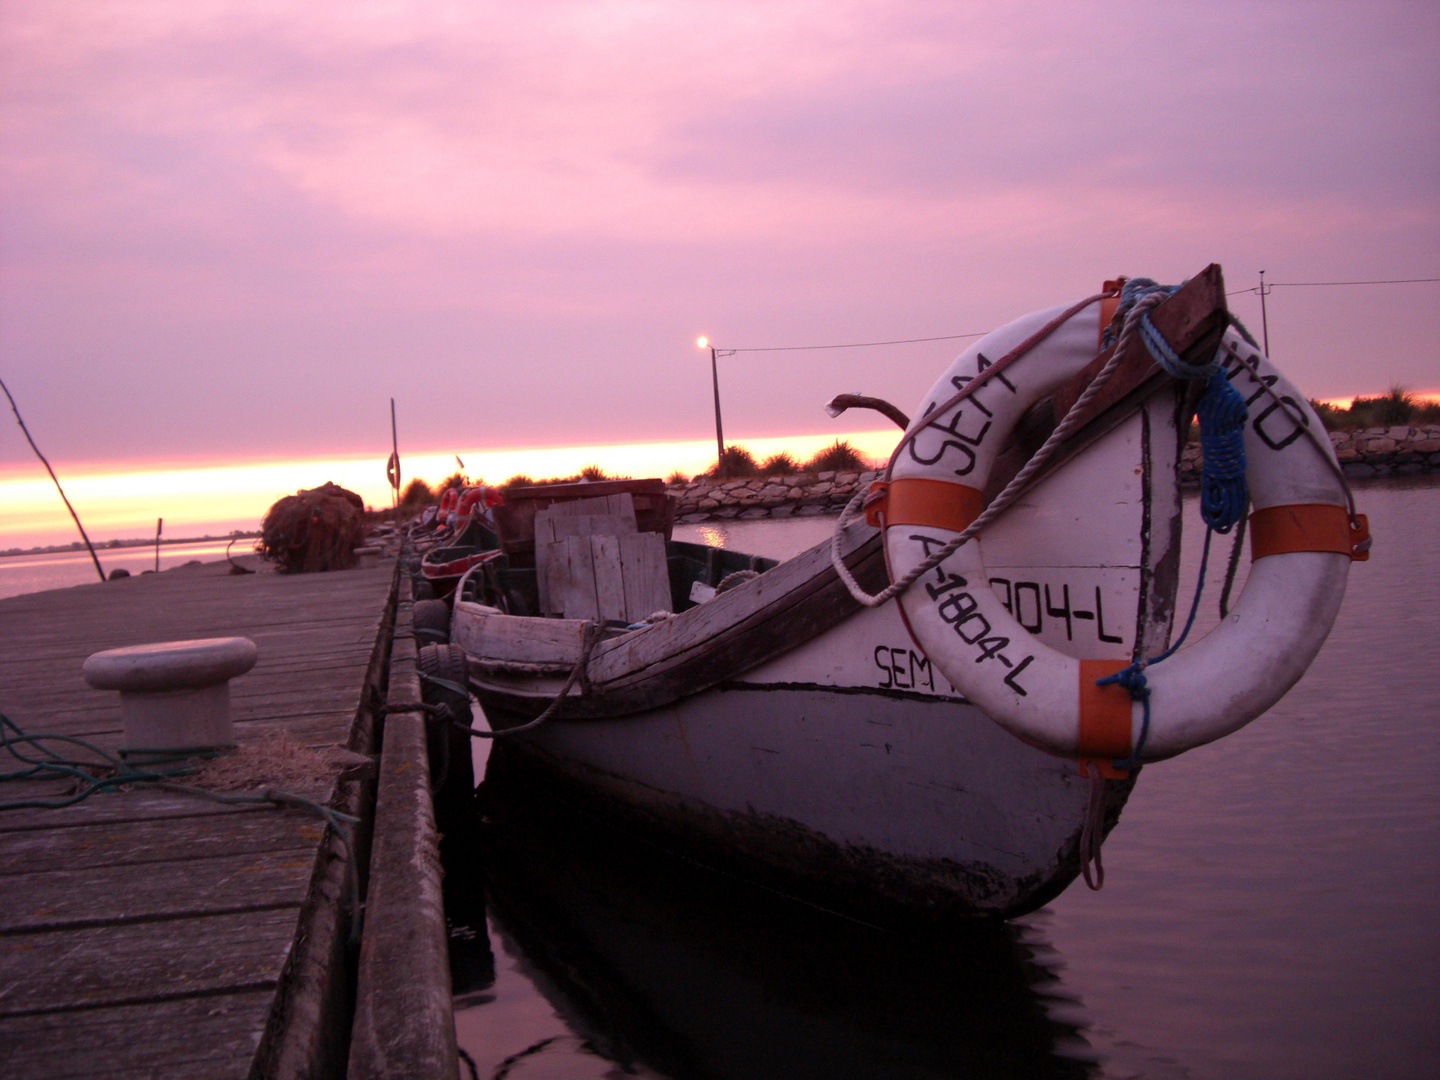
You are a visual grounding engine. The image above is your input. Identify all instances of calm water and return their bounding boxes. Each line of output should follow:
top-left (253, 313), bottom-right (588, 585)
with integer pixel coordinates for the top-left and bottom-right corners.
top-left (0, 540), bottom-right (253, 600)
top-left (452, 477), bottom-right (1439, 1080)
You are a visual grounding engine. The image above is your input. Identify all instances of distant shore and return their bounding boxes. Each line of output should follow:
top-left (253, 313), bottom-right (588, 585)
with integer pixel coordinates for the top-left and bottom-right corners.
top-left (669, 423), bottom-right (1440, 524)
top-left (0, 531), bottom-right (261, 560)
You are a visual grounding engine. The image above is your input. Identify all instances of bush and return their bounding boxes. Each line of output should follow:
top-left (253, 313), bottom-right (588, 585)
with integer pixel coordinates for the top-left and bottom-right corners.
top-left (399, 478), bottom-right (432, 508)
top-left (439, 471), bottom-right (467, 491)
top-left (804, 439), bottom-right (865, 472)
top-left (710, 445), bottom-right (758, 479)
top-left (579, 464), bottom-right (607, 481)
top-left (1307, 385), bottom-right (1440, 430)
top-left (503, 474), bottom-right (535, 489)
top-left (760, 451), bottom-right (799, 476)
top-left (666, 469), bottom-right (690, 485)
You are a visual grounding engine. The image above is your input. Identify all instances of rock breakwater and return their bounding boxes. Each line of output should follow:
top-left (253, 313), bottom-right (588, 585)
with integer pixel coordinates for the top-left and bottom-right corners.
top-left (1179, 424), bottom-right (1440, 484)
top-left (670, 426), bottom-right (1438, 524)
top-left (672, 470), bottom-right (881, 524)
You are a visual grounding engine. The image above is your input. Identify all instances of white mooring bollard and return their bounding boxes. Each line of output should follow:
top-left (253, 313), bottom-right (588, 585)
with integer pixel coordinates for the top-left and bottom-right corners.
top-left (83, 637), bottom-right (258, 755)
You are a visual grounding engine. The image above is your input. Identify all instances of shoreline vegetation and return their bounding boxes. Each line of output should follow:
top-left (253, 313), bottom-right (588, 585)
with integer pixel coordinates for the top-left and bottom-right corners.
top-left (8, 392), bottom-right (1438, 555)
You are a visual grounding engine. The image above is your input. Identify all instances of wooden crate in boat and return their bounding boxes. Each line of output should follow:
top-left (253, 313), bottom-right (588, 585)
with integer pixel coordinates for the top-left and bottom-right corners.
top-left (492, 479), bottom-right (675, 564)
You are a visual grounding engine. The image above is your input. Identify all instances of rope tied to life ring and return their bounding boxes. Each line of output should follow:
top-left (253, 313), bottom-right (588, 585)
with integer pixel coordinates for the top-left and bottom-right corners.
top-left (1092, 282), bottom-right (1253, 777)
top-left (831, 286), bottom-right (1175, 609)
top-left (833, 275), bottom-right (1261, 890)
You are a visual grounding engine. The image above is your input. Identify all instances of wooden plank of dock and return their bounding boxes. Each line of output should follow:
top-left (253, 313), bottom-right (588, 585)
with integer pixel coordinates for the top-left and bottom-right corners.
top-left (0, 555), bottom-right (396, 1079)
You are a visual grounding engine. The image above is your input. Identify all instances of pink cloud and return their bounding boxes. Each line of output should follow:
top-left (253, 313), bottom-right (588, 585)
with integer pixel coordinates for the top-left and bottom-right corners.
top-left (1, 1), bottom-right (1436, 469)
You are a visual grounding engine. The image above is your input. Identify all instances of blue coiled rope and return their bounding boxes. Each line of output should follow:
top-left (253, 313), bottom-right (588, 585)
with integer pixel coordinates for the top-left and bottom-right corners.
top-left (1095, 279), bottom-right (1250, 770)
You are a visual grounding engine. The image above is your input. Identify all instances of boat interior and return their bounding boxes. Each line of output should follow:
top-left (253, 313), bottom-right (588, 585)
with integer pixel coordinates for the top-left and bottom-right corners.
top-left (422, 478), bottom-right (778, 626)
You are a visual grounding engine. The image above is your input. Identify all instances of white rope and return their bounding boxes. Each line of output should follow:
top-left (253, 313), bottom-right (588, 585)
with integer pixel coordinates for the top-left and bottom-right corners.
top-left (831, 291), bottom-right (1170, 607)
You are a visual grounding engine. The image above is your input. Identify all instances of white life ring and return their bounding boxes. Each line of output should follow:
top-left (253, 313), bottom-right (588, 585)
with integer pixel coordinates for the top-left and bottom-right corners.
top-left (878, 292), bottom-right (1367, 767)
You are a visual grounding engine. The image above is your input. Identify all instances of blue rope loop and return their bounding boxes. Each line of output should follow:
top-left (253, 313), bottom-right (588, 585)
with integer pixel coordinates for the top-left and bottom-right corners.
top-left (1196, 368), bottom-right (1249, 533)
top-left (1090, 278), bottom-right (1257, 771)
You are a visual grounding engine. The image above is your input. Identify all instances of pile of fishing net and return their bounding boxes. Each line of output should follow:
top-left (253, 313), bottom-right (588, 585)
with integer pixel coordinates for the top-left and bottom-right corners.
top-left (258, 482), bottom-right (366, 573)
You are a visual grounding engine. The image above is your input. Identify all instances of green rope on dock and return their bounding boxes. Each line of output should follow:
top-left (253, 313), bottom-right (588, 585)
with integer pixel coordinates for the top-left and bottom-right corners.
top-left (1, 709), bottom-right (365, 943)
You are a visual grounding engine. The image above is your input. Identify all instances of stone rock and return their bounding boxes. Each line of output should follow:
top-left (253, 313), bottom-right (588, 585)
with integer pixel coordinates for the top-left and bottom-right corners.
top-left (1343, 462), bottom-right (1377, 478)
top-left (1414, 440), bottom-right (1440, 453)
top-left (738, 508), bottom-right (770, 519)
top-left (770, 504), bottom-right (794, 518)
top-left (818, 471), bottom-right (836, 482)
top-left (698, 498), bottom-right (719, 510)
top-left (1389, 426), bottom-right (1410, 440)
top-left (1365, 438), bottom-right (1398, 452)
top-left (678, 513), bottom-right (709, 523)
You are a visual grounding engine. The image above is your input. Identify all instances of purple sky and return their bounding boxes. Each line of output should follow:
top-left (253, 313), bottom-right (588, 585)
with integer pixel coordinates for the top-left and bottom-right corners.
top-left (2, 1), bottom-right (1436, 472)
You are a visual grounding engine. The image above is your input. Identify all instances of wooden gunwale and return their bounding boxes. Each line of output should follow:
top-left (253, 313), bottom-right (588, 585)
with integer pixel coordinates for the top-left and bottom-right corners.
top-left (464, 521), bottom-right (889, 721)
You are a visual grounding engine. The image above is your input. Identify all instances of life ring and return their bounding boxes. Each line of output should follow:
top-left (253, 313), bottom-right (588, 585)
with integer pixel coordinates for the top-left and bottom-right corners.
top-left (455, 485), bottom-right (503, 526)
top-left (874, 285), bottom-right (1368, 768)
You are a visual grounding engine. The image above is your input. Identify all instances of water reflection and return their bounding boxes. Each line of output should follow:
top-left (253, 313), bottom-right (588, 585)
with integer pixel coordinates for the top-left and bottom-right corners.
top-left (453, 746), bottom-right (1102, 1080)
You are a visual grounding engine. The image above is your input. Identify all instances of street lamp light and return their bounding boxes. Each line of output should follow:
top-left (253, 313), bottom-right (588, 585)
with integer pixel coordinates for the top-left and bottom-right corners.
top-left (698, 336), bottom-right (725, 466)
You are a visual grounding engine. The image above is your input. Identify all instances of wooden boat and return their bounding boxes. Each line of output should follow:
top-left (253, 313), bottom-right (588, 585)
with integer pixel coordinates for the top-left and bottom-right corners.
top-left (444, 270), bottom-right (1282, 922)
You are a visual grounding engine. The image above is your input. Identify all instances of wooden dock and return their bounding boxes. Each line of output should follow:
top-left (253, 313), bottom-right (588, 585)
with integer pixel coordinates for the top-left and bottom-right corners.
top-left (0, 554), bottom-right (435, 1079)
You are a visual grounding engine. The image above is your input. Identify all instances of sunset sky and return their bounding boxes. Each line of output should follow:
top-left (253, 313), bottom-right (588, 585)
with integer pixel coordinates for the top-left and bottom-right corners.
top-left (1, 1), bottom-right (1437, 544)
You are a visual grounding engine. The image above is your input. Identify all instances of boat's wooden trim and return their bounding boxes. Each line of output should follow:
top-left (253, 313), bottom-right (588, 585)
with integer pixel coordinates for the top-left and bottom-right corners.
top-left (464, 520), bottom-right (889, 720)
top-left (454, 612), bottom-right (587, 665)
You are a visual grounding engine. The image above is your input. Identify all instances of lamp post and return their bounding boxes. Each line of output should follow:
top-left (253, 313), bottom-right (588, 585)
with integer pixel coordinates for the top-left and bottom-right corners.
top-left (698, 336), bottom-right (724, 466)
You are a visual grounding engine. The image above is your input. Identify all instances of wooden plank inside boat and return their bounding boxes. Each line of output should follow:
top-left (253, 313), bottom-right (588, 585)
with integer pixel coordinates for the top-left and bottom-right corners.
top-left (619, 532), bottom-right (671, 619)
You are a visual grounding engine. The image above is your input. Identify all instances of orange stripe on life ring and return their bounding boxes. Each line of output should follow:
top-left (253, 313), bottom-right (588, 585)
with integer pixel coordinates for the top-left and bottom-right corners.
top-left (865, 478), bottom-right (985, 532)
top-left (1078, 659), bottom-right (1133, 775)
top-left (1250, 504), bottom-right (1371, 562)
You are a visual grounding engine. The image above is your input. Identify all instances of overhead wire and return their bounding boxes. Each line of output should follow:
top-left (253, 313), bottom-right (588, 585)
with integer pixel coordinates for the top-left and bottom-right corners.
top-left (722, 277), bottom-right (1437, 352)
top-left (1227, 276), bottom-right (1439, 295)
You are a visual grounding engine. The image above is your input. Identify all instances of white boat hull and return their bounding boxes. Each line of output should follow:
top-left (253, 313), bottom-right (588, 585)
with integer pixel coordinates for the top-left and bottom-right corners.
top-left (485, 601), bottom-right (1131, 919)
top-left (467, 384), bottom-right (1185, 919)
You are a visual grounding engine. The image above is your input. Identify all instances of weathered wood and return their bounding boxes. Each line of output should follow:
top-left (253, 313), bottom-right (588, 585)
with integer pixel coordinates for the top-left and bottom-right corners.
top-left (535, 508), bottom-right (637, 618)
top-left (619, 531), bottom-right (671, 619)
top-left (347, 715), bottom-right (456, 1080)
top-left (492, 478), bottom-right (674, 559)
top-left (0, 849), bottom-right (315, 933)
top-left (546, 537), bottom-right (595, 620)
top-left (543, 492), bottom-right (637, 526)
top-left (451, 609), bottom-right (586, 666)
top-left (0, 906), bottom-right (300, 1018)
top-left (348, 573), bottom-right (457, 1080)
top-left (0, 556), bottom-right (397, 1079)
top-left (0, 989), bottom-right (275, 1080)
top-left (0, 798), bottom-right (327, 876)
top-left (468, 520), bottom-right (889, 722)
top-left (591, 533), bottom-right (626, 621)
